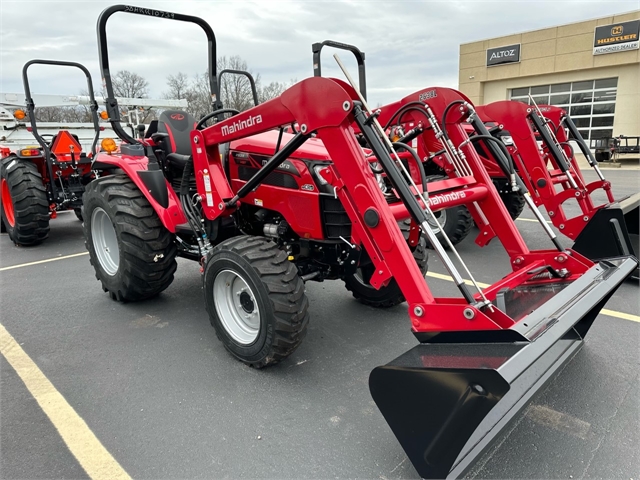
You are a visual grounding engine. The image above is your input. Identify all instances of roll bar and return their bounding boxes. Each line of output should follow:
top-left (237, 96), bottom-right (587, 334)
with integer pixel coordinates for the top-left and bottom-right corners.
top-left (218, 69), bottom-right (259, 107)
top-left (96, 4), bottom-right (222, 144)
top-left (22, 59), bottom-right (102, 200)
top-left (312, 40), bottom-right (366, 100)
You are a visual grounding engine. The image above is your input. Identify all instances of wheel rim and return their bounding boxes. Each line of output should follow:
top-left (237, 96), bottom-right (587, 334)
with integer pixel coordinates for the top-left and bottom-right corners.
top-left (91, 207), bottom-right (119, 276)
top-left (213, 269), bottom-right (261, 345)
top-left (426, 209), bottom-right (447, 234)
top-left (1, 178), bottom-right (15, 227)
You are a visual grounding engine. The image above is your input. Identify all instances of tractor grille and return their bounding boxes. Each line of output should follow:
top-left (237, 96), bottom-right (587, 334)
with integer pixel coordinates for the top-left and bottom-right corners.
top-left (320, 194), bottom-right (351, 240)
top-left (238, 166), bottom-right (298, 189)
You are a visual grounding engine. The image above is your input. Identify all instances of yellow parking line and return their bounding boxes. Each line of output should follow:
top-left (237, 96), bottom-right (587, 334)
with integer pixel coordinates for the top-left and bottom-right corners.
top-left (425, 271), bottom-right (639, 323)
top-left (516, 217), bottom-right (552, 224)
top-left (0, 323), bottom-right (131, 480)
top-left (0, 252), bottom-right (88, 272)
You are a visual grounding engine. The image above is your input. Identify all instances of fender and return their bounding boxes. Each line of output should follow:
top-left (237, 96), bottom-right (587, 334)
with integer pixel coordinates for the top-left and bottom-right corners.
top-left (92, 151), bottom-right (187, 232)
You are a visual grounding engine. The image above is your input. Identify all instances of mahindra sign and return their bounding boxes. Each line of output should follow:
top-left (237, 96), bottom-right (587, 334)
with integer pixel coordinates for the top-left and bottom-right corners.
top-left (486, 44), bottom-right (521, 67)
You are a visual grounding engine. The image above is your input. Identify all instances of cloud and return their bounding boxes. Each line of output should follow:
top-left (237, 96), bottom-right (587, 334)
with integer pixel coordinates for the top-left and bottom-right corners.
top-left (1, 0), bottom-right (638, 107)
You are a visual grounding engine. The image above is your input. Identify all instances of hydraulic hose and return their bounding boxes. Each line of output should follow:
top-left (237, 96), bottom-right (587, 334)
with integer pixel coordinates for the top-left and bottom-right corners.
top-left (383, 102), bottom-right (431, 130)
top-left (440, 100), bottom-right (466, 141)
top-left (392, 141), bottom-right (427, 193)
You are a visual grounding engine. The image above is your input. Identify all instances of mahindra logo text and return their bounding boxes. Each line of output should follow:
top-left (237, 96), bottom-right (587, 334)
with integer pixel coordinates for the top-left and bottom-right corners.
top-left (220, 114), bottom-right (263, 136)
top-left (426, 190), bottom-right (466, 207)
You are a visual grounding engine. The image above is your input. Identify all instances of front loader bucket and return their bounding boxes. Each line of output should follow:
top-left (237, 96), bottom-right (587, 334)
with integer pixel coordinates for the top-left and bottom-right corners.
top-left (370, 256), bottom-right (637, 479)
top-left (572, 194), bottom-right (639, 280)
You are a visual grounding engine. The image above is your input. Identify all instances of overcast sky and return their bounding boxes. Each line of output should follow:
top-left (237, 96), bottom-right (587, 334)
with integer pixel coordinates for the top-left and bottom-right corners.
top-left (1, 0), bottom-right (638, 107)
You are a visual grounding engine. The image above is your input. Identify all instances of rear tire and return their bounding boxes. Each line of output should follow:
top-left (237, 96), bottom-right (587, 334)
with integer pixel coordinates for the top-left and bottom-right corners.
top-left (204, 235), bottom-right (310, 368)
top-left (83, 175), bottom-right (177, 302)
top-left (424, 175), bottom-right (473, 249)
top-left (0, 157), bottom-right (50, 246)
top-left (344, 220), bottom-right (428, 308)
top-left (499, 190), bottom-right (526, 220)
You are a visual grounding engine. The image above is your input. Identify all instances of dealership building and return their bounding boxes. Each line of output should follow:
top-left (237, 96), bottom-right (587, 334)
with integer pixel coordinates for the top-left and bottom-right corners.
top-left (458, 10), bottom-right (639, 145)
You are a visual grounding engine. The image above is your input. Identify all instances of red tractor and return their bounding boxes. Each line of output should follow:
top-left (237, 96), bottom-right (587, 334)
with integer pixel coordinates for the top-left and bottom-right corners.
top-left (0, 60), bottom-right (103, 245)
top-left (83, 6), bottom-right (637, 478)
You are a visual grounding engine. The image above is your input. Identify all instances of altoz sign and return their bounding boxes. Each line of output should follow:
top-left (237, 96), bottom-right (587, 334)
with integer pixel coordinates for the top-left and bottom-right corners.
top-left (593, 20), bottom-right (640, 55)
top-left (486, 44), bottom-right (521, 67)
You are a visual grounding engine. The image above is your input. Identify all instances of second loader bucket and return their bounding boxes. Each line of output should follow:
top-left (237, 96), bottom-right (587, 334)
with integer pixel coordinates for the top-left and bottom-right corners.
top-left (370, 256), bottom-right (637, 479)
top-left (572, 193), bottom-right (640, 280)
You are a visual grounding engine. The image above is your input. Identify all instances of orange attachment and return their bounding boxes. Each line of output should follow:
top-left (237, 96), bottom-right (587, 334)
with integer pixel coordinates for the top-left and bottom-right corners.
top-left (13, 109), bottom-right (26, 120)
top-left (51, 131), bottom-right (82, 156)
top-left (99, 111), bottom-right (109, 120)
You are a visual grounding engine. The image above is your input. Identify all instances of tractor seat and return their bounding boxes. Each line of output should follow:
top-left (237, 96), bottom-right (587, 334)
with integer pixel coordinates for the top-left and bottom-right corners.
top-left (166, 152), bottom-right (191, 169)
top-left (157, 109), bottom-right (197, 169)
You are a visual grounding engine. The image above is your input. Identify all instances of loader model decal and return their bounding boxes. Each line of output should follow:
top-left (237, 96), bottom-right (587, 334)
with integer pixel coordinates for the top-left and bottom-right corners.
top-left (221, 114), bottom-right (263, 137)
top-left (419, 90), bottom-right (437, 101)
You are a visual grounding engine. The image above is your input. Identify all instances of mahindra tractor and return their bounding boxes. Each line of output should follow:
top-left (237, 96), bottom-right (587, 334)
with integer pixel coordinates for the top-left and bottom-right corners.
top-left (83, 5), bottom-right (637, 478)
top-left (0, 60), bottom-right (103, 245)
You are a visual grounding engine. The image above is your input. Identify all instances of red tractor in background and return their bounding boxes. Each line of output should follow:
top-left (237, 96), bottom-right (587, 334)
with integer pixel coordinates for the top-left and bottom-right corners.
top-left (0, 60), bottom-right (103, 245)
top-left (82, 5), bottom-right (636, 479)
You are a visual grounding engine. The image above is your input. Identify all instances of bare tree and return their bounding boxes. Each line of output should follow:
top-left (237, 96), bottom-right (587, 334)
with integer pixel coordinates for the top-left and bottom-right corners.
top-left (111, 70), bottom-right (149, 98)
top-left (258, 79), bottom-right (297, 103)
top-left (164, 73), bottom-right (190, 100)
top-left (161, 57), bottom-right (296, 120)
top-left (217, 56), bottom-right (261, 112)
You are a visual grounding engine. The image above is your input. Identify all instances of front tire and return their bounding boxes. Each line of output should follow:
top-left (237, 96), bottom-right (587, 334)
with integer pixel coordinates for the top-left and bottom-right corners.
top-left (204, 236), bottom-right (310, 368)
top-left (83, 175), bottom-right (177, 301)
top-left (344, 220), bottom-right (428, 308)
top-left (0, 157), bottom-right (50, 246)
top-left (424, 175), bottom-right (473, 249)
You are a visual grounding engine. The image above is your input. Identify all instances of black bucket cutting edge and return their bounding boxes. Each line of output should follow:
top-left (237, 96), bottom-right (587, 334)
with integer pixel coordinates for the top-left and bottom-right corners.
top-left (370, 256), bottom-right (637, 479)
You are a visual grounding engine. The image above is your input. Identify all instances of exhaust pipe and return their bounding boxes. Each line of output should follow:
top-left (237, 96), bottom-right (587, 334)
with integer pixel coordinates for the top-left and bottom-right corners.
top-left (370, 256), bottom-right (637, 479)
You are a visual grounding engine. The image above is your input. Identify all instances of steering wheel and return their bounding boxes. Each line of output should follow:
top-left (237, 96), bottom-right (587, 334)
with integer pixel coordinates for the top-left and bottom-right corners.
top-left (196, 108), bottom-right (240, 130)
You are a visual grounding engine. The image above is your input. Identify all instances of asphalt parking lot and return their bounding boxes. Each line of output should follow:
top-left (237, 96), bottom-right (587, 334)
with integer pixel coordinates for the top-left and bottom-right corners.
top-left (1, 169), bottom-right (638, 479)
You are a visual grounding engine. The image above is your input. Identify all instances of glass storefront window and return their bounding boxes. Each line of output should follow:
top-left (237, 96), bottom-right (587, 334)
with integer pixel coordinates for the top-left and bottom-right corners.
top-left (594, 78), bottom-right (618, 89)
top-left (592, 103), bottom-right (615, 114)
top-left (530, 85), bottom-right (550, 95)
top-left (570, 105), bottom-right (591, 116)
top-left (572, 80), bottom-right (594, 91)
top-left (550, 94), bottom-right (570, 105)
top-left (509, 78), bottom-right (617, 142)
top-left (591, 116), bottom-right (614, 127)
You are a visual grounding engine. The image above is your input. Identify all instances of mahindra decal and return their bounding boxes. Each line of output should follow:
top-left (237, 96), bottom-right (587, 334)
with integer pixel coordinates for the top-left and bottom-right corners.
top-left (221, 114), bottom-right (263, 136)
top-left (170, 113), bottom-right (185, 120)
top-left (426, 190), bottom-right (467, 207)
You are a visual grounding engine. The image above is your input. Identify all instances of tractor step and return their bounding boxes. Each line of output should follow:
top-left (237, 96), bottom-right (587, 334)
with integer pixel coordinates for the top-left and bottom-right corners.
top-left (370, 256), bottom-right (637, 479)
